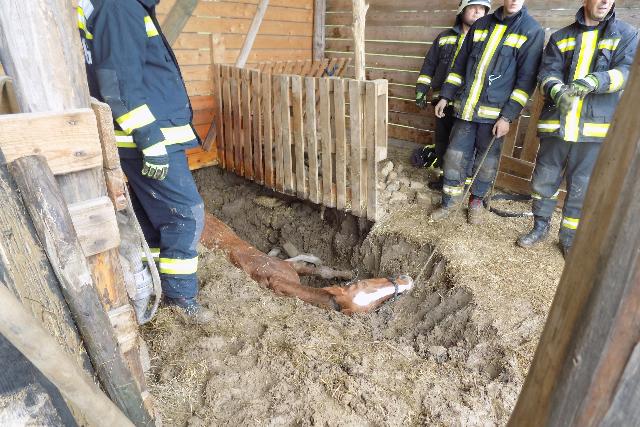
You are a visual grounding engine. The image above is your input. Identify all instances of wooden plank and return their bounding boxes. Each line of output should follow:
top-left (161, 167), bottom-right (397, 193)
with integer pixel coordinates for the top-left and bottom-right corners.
top-left (365, 81), bottom-right (378, 221)
top-left (103, 168), bottom-right (127, 211)
top-left (89, 100), bottom-right (120, 170)
top-left (349, 79), bottom-right (365, 217)
top-left (520, 91), bottom-right (545, 163)
top-left (305, 77), bottom-right (321, 204)
top-left (222, 66), bottom-right (234, 170)
top-left (212, 64), bottom-right (225, 162)
top-left (68, 197), bottom-right (120, 257)
top-left (251, 70), bottom-right (264, 184)
top-left (375, 80), bottom-right (388, 161)
top-left (186, 146), bottom-right (218, 170)
top-left (291, 75), bottom-right (306, 198)
top-left (0, 76), bottom-right (19, 114)
top-left (262, 72), bottom-right (275, 188)
top-left (232, 67), bottom-right (243, 174)
top-left (279, 75), bottom-right (295, 194)
top-left (313, 0), bottom-right (326, 60)
top-left (241, 69), bottom-right (253, 179)
top-left (162, 0), bottom-right (197, 45)
top-left (0, 109), bottom-right (102, 175)
top-left (235, 0), bottom-right (271, 68)
top-left (318, 78), bottom-right (334, 207)
top-left (352, 0), bottom-right (368, 81)
top-left (602, 343), bottom-right (640, 426)
top-left (333, 78), bottom-right (347, 210)
top-left (272, 74), bottom-right (284, 191)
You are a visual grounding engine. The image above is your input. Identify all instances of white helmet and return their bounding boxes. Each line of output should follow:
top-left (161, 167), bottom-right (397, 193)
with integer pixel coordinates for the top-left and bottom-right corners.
top-left (457, 0), bottom-right (491, 15)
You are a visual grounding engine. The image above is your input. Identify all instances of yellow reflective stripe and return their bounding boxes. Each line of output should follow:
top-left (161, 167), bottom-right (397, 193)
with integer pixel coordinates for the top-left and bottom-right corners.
top-left (557, 37), bottom-right (576, 52)
top-left (439, 36), bottom-right (458, 46)
top-left (607, 69), bottom-right (624, 92)
top-left (583, 122), bottom-right (610, 138)
top-left (142, 248), bottom-right (161, 262)
top-left (161, 125), bottom-right (197, 145)
top-left (417, 74), bottom-right (432, 85)
top-left (462, 24), bottom-right (507, 122)
top-left (445, 73), bottom-right (463, 86)
top-left (465, 177), bottom-right (473, 186)
top-left (159, 257), bottom-right (198, 275)
top-left (504, 34), bottom-right (528, 49)
top-left (542, 76), bottom-right (563, 93)
top-left (561, 217), bottom-right (580, 230)
top-left (443, 185), bottom-right (464, 196)
top-left (598, 38), bottom-right (620, 51)
top-left (532, 190), bottom-right (559, 200)
top-left (510, 89), bottom-right (529, 107)
top-left (77, 7), bottom-right (94, 40)
top-left (474, 30), bottom-right (488, 42)
top-left (565, 30), bottom-right (598, 142)
top-left (144, 16), bottom-right (159, 37)
top-left (538, 120), bottom-right (561, 132)
top-left (116, 104), bottom-right (156, 134)
top-left (477, 105), bottom-right (501, 119)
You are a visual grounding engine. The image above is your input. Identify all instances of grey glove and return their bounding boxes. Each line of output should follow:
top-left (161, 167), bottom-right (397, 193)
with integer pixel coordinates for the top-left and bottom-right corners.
top-left (552, 84), bottom-right (576, 117)
top-left (141, 143), bottom-right (169, 180)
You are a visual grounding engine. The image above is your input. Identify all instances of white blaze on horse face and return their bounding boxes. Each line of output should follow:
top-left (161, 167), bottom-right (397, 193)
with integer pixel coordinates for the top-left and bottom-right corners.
top-left (352, 281), bottom-right (413, 307)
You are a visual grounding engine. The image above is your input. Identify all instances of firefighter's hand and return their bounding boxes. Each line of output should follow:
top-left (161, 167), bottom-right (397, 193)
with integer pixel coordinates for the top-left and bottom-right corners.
top-left (552, 84), bottom-right (576, 116)
top-left (415, 84), bottom-right (429, 109)
top-left (142, 143), bottom-right (169, 180)
top-left (493, 117), bottom-right (510, 139)
top-left (434, 99), bottom-right (449, 118)
top-left (570, 75), bottom-right (598, 98)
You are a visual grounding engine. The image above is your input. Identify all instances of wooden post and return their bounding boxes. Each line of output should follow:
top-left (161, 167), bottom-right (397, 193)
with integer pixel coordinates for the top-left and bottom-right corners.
top-left (0, 0), bottom-right (153, 421)
top-left (0, 283), bottom-right (134, 427)
top-left (509, 51), bottom-right (640, 426)
top-left (235, 0), bottom-right (270, 68)
top-left (352, 0), bottom-right (368, 81)
top-left (313, 0), bottom-right (326, 61)
top-left (161, 0), bottom-right (197, 46)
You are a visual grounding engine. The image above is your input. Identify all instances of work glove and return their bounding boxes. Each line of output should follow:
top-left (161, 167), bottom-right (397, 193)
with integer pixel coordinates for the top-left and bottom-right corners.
top-left (141, 143), bottom-right (169, 180)
top-left (415, 84), bottom-right (429, 109)
top-left (570, 75), bottom-right (598, 98)
top-left (411, 144), bottom-right (438, 169)
top-left (552, 84), bottom-right (577, 117)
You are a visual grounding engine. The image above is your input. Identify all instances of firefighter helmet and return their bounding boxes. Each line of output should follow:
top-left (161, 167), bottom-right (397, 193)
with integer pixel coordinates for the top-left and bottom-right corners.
top-left (457, 0), bottom-right (491, 15)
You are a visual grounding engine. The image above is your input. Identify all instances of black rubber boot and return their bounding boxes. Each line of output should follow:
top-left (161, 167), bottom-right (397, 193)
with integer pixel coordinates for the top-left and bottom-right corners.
top-left (517, 216), bottom-right (551, 248)
top-left (165, 296), bottom-right (215, 324)
top-left (428, 176), bottom-right (444, 191)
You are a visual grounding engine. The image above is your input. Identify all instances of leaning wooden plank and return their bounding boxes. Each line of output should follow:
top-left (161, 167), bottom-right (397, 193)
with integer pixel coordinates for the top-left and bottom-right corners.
top-left (365, 81), bottom-right (379, 221)
top-left (90, 99), bottom-right (120, 170)
top-left (319, 78), bottom-right (335, 207)
top-left (291, 75), bottom-right (306, 199)
top-left (333, 78), bottom-right (347, 210)
top-left (241, 69), bottom-right (253, 180)
top-left (279, 75), bottom-right (295, 194)
top-left (235, 0), bottom-right (270, 68)
top-left (251, 70), bottom-right (264, 184)
top-left (305, 77), bottom-right (321, 204)
top-left (349, 79), bottom-right (364, 217)
top-left (272, 74), bottom-right (284, 191)
top-left (262, 72), bottom-right (275, 188)
top-left (232, 67), bottom-right (243, 175)
top-left (68, 197), bottom-right (120, 258)
top-left (161, 0), bottom-right (197, 45)
top-left (0, 284), bottom-right (134, 427)
top-left (9, 155), bottom-right (153, 427)
top-left (222, 66), bottom-right (234, 171)
top-left (0, 109), bottom-right (102, 175)
top-left (201, 63), bottom-right (222, 154)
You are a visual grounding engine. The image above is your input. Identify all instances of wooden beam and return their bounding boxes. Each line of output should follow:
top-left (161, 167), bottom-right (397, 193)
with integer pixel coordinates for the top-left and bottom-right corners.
top-left (161, 0), bottom-right (198, 46)
top-left (352, 0), bottom-right (368, 81)
top-left (0, 283), bottom-right (134, 427)
top-left (235, 0), bottom-right (270, 68)
top-left (313, 0), bottom-right (326, 61)
top-left (0, 109), bottom-right (103, 175)
top-left (68, 197), bottom-right (121, 257)
top-left (509, 49), bottom-right (640, 426)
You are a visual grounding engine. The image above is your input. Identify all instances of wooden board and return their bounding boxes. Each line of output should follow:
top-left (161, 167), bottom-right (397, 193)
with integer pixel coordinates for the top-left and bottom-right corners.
top-left (251, 70), bottom-right (264, 184)
top-left (291, 75), bottom-right (307, 198)
top-left (262, 72), bottom-right (274, 188)
top-left (305, 77), bottom-right (320, 204)
top-left (68, 197), bottom-right (120, 257)
top-left (333, 78), bottom-right (347, 210)
top-left (318, 78), bottom-right (334, 207)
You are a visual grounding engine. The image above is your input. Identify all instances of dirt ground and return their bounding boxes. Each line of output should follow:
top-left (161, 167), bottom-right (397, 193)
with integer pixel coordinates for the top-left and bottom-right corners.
top-left (142, 142), bottom-right (564, 426)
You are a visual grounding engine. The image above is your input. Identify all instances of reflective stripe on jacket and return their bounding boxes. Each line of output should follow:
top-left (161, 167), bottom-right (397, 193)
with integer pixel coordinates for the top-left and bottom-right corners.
top-left (440, 6), bottom-right (544, 124)
top-left (537, 6), bottom-right (639, 143)
top-left (77, 0), bottom-right (199, 157)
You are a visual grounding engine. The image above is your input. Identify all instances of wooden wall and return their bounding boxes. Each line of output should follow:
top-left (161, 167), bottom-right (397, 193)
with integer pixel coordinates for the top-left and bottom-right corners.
top-left (324, 0), bottom-right (640, 146)
top-left (157, 0), bottom-right (315, 145)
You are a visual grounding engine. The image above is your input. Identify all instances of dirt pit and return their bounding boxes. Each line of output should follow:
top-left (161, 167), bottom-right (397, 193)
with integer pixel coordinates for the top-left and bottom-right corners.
top-left (142, 144), bottom-right (564, 426)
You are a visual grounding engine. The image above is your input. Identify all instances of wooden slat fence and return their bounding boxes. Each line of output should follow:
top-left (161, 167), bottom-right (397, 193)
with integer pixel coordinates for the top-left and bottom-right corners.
top-left (256, 58), bottom-right (351, 77)
top-left (213, 64), bottom-right (388, 220)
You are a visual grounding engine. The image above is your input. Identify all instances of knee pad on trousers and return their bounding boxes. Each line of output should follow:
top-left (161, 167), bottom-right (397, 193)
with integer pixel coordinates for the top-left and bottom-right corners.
top-left (189, 202), bottom-right (205, 252)
top-left (477, 154), bottom-right (499, 183)
top-left (532, 165), bottom-right (563, 199)
top-left (443, 149), bottom-right (466, 182)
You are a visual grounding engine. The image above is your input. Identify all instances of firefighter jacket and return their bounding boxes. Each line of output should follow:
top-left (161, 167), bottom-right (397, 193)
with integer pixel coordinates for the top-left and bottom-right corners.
top-left (416, 21), bottom-right (466, 105)
top-left (537, 7), bottom-right (638, 143)
top-left (440, 6), bottom-right (544, 124)
top-left (77, 0), bottom-right (199, 158)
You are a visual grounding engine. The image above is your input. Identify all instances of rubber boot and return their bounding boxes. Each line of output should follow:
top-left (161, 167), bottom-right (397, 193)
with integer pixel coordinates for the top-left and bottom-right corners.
top-left (559, 230), bottom-right (574, 260)
top-left (428, 175), bottom-right (443, 191)
top-left (467, 195), bottom-right (484, 225)
top-left (165, 296), bottom-right (215, 324)
top-left (431, 204), bottom-right (453, 222)
top-left (517, 216), bottom-right (551, 248)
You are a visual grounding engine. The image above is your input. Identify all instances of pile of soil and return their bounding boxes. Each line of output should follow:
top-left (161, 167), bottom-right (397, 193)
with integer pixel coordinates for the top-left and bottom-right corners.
top-left (142, 144), bottom-right (565, 426)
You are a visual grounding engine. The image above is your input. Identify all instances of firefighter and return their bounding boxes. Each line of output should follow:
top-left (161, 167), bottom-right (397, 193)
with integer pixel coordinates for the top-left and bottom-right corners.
top-left (431, 0), bottom-right (544, 224)
top-left (517, 0), bottom-right (638, 257)
top-left (77, 0), bottom-right (214, 322)
top-left (414, 0), bottom-right (490, 191)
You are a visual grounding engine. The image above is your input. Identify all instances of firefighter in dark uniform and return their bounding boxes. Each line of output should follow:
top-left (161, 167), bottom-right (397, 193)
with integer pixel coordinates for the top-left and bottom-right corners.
top-left (414, 0), bottom-right (490, 191)
top-left (517, 0), bottom-right (638, 257)
top-left (431, 0), bottom-right (544, 225)
top-left (77, 0), bottom-right (213, 321)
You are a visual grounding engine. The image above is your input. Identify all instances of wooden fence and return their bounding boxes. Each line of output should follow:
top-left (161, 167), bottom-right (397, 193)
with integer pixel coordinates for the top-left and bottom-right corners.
top-left (256, 58), bottom-right (351, 77)
top-left (212, 64), bottom-right (388, 220)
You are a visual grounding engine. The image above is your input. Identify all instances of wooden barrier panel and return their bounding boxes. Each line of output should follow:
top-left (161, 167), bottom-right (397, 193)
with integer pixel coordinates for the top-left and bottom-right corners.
top-left (215, 64), bottom-right (388, 220)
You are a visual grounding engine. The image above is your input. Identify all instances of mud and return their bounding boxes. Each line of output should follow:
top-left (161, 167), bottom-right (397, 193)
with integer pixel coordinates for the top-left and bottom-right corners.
top-left (142, 143), bottom-right (563, 426)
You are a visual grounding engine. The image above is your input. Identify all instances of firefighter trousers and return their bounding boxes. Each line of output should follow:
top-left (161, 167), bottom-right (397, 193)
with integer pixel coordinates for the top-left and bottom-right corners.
top-left (121, 150), bottom-right (205, 299)
top-left (531, 137), bottom-right (600, 247)
top-left (442, 119), bottom-right (503, 207)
